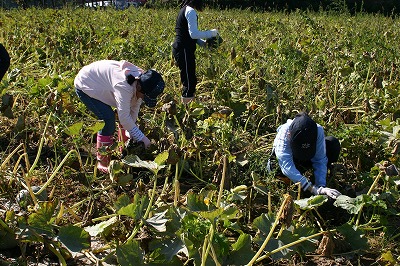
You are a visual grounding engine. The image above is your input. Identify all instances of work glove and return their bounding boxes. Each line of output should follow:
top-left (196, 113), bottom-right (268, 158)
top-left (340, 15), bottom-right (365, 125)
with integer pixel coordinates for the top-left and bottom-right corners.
top-left (317, 187), bottom-right (341, 199)
top-left (141, 135), bottom-right (151, 149)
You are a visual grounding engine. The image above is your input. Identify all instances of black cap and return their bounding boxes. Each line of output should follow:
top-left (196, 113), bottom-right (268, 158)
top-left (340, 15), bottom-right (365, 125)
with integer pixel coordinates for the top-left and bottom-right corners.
top-left (289, 112), bottom-right (317, 161)
top-left (139, 69), bottom-right (165, 107)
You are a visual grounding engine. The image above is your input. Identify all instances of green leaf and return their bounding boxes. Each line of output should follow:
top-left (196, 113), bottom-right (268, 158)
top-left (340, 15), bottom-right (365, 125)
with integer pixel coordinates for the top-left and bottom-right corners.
top-left (65, 122), bottom-right (83, 136)
top-left (0, 220), bottom-right (18, 249)
top-left (186, 191), bottom-right (211, 212)
top-left (294, 195), bottom-right (328, 210)
top-left (117, 193), bottom-right (149, 220)
top-left (380, 250), bottom-right (396, 264)
top-left (28, 201), bottom-right (56, 236)
top-left (278, 226), bottom-right (318, 254)
top-left (219, 205), bottom-right (241, 221)
top-left (146, 210), bottom-right (169, 232)
top-left (150, 238), bottom-right (188, 262)
top-left (337, 223), bottom-right (368, 250)
top-left (86, 122), bottom-right (105, 134)
top-left (147, 247), bottom-right (183, 265)
top-left (333, 195), bottom-right (366, 214)
top-left (84, 216), bottom-right (118, 237)
top-left (252, 213), bottom-right (275, 235)
top-left (190, 107), bottom-right (205, 117)
top-left (114, 194), bottom-right (131, 211)
top-left (118, 203), bottom-right (140, 219)
top-left (122, 154), bottom-right (165, 173)
top-left (227, 233), bottom-right (255, 265)
top-left (116, 239), bottom-right (144, 266)
top-left (199, 208), bottom-right (224, 221)
top-left (58, 225), bottom-right (91, 252)
top-left (154, 151), bottom-right (168, 166)
top-left (253, 235), bottom-right (292, 260)
top-left (116, 174), bottom-right (134, 186)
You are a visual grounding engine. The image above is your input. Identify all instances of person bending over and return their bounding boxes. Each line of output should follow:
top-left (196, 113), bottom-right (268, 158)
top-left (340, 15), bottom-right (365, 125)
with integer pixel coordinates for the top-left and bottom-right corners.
top-left (74, 60), bottom-right (165, 173)
top-left (268, 112), bottom-right (341, 199)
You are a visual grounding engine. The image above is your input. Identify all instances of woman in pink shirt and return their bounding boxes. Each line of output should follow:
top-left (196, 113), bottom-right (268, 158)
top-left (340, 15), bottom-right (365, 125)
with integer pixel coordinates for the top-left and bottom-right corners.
top-left (74, 60), bottom-right (165, 173)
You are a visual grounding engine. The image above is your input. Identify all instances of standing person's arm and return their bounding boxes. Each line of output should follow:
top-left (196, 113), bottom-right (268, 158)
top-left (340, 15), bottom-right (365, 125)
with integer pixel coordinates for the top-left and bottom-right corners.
top-left (185, 7), bottom-right (218, 46)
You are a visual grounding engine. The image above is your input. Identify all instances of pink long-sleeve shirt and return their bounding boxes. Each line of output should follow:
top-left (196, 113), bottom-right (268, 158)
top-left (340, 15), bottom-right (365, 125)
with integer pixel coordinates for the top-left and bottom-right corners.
top-left (74, 60), bottom-right (144, 133)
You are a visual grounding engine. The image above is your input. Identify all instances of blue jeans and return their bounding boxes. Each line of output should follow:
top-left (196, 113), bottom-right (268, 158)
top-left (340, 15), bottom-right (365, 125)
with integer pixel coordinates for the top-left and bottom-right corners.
top-left (75, 89), bottom-right (116, 136)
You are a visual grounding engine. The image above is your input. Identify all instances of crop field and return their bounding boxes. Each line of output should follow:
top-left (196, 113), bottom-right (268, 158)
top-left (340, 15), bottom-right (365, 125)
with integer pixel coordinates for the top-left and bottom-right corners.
top-left (0, 6), bottom-right (400, 265)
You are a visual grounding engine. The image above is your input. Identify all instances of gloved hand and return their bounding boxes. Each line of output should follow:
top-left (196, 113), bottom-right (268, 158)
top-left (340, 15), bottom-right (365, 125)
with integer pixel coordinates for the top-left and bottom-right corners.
top-left (210, 29), bottom-right (219, 38)
top-left (141, 135), bottom-right (151, 149)
top-left (317, 187), bottom-right (341, 199)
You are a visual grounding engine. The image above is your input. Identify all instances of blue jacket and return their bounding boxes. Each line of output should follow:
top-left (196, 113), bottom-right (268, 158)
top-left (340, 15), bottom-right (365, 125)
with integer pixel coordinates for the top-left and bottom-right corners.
top-left (273, 119), bottom-right (328, 190)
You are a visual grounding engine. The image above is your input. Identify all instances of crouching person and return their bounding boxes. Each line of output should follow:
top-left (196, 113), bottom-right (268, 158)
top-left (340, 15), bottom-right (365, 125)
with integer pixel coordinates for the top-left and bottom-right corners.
top-left (268, 112), bottom-right (341, 199)
top-left (74, 60), bottom-right (165, 173)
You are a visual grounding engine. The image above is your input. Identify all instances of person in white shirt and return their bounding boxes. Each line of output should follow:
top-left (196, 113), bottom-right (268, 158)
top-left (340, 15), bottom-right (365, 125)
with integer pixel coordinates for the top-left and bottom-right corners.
top-left (268, 112), bottom-right (342, 199)
top-left (172, 0), bottom-right (219, 104)
top-left (74, 60), bottom-right (164, 173)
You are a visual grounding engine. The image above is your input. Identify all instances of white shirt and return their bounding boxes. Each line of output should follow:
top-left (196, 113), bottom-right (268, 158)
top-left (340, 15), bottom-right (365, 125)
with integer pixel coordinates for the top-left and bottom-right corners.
top-left (185, 6), bottom-right (215, 46)
top-left (74, 60), bottom-right (143, 133)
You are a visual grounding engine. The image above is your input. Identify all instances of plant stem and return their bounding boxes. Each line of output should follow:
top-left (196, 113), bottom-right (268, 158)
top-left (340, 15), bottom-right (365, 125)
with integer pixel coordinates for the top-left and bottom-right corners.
top-left (22, 113), bottom-right (52, 206)
top-left (256, 230), bottom-right (328, 263)
top-left (126, 172), bottom-right (158, 242)
top-left (268, 191), bottom-right (271, 214)
top-left (36, 150), bottom-right (80, 196)
top-left (217, 155), bottom-right (227, 207)
top-left (201, 222), bottom-right (215, 266)
top-left (174, 178), bottom-right (180, 207)
top-left (247, 194), bottom-right (291, 265)
top-left (0, 142), bottom-right (23, 171)
top-left (355, 173), bottom-right (382, 227)
top-left (46, 242), bottom-right (67, 266)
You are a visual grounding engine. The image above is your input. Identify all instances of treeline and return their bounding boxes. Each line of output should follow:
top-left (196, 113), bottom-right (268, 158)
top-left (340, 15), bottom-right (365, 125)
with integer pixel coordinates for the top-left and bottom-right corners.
top-left (1, 0), bottom-right (398, 15)
top-left (206, 0), bottom-right (398, 14)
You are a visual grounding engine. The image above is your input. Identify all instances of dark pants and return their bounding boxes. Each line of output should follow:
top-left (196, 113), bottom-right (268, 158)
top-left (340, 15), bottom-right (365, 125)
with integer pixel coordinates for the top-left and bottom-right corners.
top-left (75, 89), bottom-right (116, 136)
top-left (0, 44), bottom-right (10, 82)
top-left (172, 47), bottom-right (197, 98)
top-left (268, 136), bottom-right (341, 177)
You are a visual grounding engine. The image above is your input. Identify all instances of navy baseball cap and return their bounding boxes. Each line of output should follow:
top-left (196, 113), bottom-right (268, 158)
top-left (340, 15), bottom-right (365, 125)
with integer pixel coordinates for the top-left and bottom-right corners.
top-left (139, 69), bottom-right (165, 108)
top-left (289, 112), bottom-right (317, 161)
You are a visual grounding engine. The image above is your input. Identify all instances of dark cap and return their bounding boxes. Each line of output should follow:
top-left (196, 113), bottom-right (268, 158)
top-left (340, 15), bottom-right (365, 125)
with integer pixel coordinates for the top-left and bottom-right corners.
top-left (289, 112), bottom-right (317, 161)
top-left (139, 69), bottom-right (165, 107)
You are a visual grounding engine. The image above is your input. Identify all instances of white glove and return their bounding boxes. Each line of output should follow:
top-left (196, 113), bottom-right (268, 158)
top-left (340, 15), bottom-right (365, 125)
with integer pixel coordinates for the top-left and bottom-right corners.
top-left (141, 136), bottom-right (151, 149)
top-left (317, 187), bottom-right (341, 199)
top-left (210, 29), bottom-right (219, 38)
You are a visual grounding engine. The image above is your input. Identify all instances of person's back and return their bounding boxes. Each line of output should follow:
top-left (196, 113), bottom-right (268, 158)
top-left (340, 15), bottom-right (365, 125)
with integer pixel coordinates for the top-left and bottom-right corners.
top-left (173, 6), bottom-right (197, 51)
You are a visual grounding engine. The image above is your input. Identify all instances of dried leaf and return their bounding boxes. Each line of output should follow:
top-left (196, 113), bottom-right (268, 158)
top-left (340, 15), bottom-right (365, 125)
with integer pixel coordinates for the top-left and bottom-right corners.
top-left (316, 233), bottom-right (335, 256)
top-left (279, 194), bottom-right (294, 228)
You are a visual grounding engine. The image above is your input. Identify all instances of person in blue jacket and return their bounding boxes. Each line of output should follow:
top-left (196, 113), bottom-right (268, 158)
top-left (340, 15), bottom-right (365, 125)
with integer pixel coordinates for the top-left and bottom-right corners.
top-left (268, 112), bottom-right (342, 199)
top-left (0, 43), bottom-right (10, 82)
top-left (172, 0), bottom-right (219, 104)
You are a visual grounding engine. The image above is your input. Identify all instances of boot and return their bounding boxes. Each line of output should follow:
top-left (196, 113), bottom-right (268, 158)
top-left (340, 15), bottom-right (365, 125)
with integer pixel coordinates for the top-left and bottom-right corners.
top-left (96, 134), bottom-right (113, 173)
